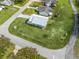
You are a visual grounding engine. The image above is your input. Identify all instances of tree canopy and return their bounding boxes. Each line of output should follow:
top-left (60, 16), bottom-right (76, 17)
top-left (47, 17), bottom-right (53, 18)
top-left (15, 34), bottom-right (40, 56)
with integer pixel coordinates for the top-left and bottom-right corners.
top-left (14, 47), bottom-right (46, 59)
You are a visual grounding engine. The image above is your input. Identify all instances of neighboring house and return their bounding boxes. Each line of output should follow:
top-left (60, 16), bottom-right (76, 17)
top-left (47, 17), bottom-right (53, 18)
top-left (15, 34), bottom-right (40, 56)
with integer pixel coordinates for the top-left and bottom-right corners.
top-left (27, 14), bottom-right (48, 28)
top-left (0, 0), bottom-right (14, 6)
top-left (37, 6), bottom-right (52, 16)
top-left (43, 0), bottom-right (56, 7)
top-left (36, 0), bottom-right (56, 17)
top-left (0, 6), bottom-right (5, 11)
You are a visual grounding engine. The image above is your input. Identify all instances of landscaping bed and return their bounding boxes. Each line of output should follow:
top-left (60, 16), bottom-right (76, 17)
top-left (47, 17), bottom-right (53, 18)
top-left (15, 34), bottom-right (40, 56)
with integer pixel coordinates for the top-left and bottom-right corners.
top-left (9, 0), bottom-right (74, 49)
top-left (0, 6), bottom-right (18, 25)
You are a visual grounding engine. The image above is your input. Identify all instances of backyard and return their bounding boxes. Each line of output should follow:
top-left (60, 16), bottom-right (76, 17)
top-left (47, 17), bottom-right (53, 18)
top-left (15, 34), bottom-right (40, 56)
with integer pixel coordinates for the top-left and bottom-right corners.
top-left (30, 1), bottom-right (43, 7)
top-left (0, 6), bottom-right (18, 25)
top-left (9, 0), bottom-right (74, 49)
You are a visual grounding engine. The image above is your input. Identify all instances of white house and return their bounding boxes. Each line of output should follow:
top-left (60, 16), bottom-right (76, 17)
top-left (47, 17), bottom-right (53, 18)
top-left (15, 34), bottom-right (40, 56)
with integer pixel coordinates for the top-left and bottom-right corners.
top-left (0, 6), bottom-right (5, 11)
top-left (27, 14), bottom-right (48, 28)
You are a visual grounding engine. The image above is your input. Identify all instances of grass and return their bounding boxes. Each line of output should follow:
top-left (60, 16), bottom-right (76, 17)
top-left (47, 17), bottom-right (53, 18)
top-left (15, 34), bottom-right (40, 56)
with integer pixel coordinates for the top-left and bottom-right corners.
top-left (0, 37), bottom-right (15, 59)
top-left (74, 35), bottom-right (79, 58)
top-left (15, 0), bottom-right (29, 7)
top-left (9, 0), bottom-right (74, 49)
top-left (30, 1), bottom-right (43, 7)
top-left (74, 0), bottom-right (79, 58)
top-left (0, 6), bottom-right (18, 25)
top-left (22, 8), bottom-right (38, 15)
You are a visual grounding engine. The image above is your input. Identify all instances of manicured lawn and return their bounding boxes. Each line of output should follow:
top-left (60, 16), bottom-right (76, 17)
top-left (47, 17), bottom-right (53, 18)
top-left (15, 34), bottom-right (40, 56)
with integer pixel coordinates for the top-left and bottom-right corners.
top-left (22, 8), bottom-right (38, 15)
top-left (0, 37), bottom-right (15, 59)
top-left (9, 0), bottom-right (74, 49)
top-left (15, 0), bottom-right (29, 7)
top-left (30, 1), bottom-right (43, 7)
top-left (0, 6), bottom-right (18, 25)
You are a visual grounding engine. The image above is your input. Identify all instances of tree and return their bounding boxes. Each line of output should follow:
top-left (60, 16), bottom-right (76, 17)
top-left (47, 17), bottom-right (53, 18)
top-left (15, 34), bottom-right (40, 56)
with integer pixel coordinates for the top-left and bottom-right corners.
top-left (76, 0), bottom-right (79, 6)
top-left (14, 0), bottom-right (25, 4)
top-left (14, 47), bottom-right (46, 59)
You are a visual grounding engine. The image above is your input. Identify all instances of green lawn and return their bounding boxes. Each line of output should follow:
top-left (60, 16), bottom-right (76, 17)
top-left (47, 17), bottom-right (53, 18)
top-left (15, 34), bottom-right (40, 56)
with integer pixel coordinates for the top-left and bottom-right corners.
top-left (9, 0), bottom-right (74, 49)
top-left (0, 37), bottom-right (15, 59)
top-left (0, 6), bottom-right (18, 25)
top-left (30, 1), bottom-right (43, 7)
top-left (15, 0), bottom-right (29, 7)
top-left (22, 8), bottom-right (38, 15)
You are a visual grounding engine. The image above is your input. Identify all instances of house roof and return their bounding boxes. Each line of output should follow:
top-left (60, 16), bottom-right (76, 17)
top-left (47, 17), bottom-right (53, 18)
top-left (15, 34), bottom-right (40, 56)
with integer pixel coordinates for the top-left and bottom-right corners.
top-left (37, 6), bottom-right (52, 16)
top-left (0, 0), bottom-right (13, 6)
top-left (37, 6), bottom-right (52, 12)
top-left (44, 0), bottom-right (56, 6)
top-left (27, 14), bottom-right (48, 28)
top-left (0, 6), bottom-right (5, 11)
top-left (0, 7), bottom-right (2, 11)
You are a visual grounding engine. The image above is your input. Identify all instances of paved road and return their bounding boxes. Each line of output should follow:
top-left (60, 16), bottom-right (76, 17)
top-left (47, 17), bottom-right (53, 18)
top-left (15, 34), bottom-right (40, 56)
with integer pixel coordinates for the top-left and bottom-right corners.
top-left (0, 0), bottom-right (67, 59)
top-left (65, 0), bottom-right (78, 59)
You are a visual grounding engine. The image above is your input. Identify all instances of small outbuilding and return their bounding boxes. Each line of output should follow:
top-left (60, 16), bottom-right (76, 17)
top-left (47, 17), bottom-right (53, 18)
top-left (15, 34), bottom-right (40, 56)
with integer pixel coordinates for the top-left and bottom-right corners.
top-left (27, 14), bottom-right (48, 28)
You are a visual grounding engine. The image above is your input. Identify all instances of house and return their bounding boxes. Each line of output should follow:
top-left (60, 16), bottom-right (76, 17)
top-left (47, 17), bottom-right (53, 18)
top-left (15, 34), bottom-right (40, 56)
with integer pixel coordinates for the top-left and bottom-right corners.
top-left (0, 0), bottom-right (14, 6)
top-left (0, 7), bottom-right (3, 11)
top-left (37, 6), bottom-right (52, 17)
top-left (27, 14), bottom-right (48, 28)
top-left (43, 0), bottom-right (56, 7)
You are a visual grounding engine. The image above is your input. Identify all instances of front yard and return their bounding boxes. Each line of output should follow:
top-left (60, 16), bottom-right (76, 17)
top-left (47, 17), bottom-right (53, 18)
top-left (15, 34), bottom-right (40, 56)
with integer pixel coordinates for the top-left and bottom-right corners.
top-left (9, 0), bottom-right (74, 49)
top-left (0, 6), bottom-right (18, 25)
